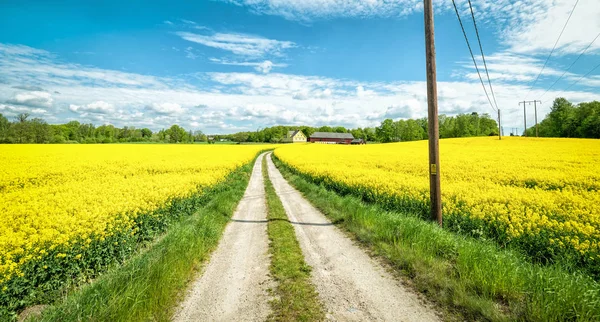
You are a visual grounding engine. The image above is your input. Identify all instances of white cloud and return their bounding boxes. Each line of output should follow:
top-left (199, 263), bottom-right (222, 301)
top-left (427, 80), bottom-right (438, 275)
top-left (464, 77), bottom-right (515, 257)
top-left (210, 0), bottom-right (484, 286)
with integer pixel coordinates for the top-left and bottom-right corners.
top-left (224, 0), bottom-right (423, 21)
top-left (225, 0), bottom-right (600, 57)
top-left (0, 43), bottom-right (52, 57)
top-left (384, 99), bottom-right (423, 119)
top-left (255, 60), bottom-right (274, 73)
top-left (163, 20), bottom-right (174, 25)
top-left (6, 91), bottom-right (53, 108)
top-left (457, 53), bottom-right (569, 84)
top-left (207, 72), bottom-right (353, 97)
top-left (501, 0), bottom-right (600, 55)
top-left (1, 42), bottom-right (599, 134)
top-left (176, 32), bottom-right (296, 57)
top-left (184, 47), bottom-right (198, 60)
top-left (356, 85), bottom-right (375, 98)
top-left (181, 19), bottom-right (197, 25)
top-left (31, 108), bottom-right (49, 114)
top-left (209, 58), bottom-right (288, 73)
top-left (146, 102), bottom-right (185, 114)
top-left (12, 85), bottom-right (45, 91)
top-left (0, 44), bottom-right (171, 88)
top-left (69, 101), bottom-right (114, 114)
top-left (318, 88), bottom-right (332, 98)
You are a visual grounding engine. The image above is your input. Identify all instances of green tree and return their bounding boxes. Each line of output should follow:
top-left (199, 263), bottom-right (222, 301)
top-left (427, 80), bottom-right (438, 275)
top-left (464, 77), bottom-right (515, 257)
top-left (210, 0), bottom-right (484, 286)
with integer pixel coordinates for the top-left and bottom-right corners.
top-left (233, 132), bottom-right (249, 143)
top-left (376, 119), bottom-right (395, 143)
top-left (548, 98), bottom-right (575, 137)
top-left (166, 125), bottom-right (187, 143)
top-left (141, 128), bottom-right (152, 138)
top-left (318, 126), bottom-right (333, 132)
top-left (574, 101), bottom-right (600, 138)
top-left (403, 119), bottom-right (426, 141)
top-left (30, 118), bottom-right (51, 143)
top-left (0, 114), bottom-right (10, 142)
top-left (193, 130), bottom-right (206, 142)
top-left (333, 126), bottom-right (347, 133)
top-left (13, 113), bottom-right (31, 143)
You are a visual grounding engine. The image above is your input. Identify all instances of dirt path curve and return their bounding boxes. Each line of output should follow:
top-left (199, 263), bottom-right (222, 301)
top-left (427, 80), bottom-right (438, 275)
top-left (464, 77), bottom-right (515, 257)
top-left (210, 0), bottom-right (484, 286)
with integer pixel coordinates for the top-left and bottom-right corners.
top-left (173, 153), bottom-right (272, 322)
top-left (266, 153), bottom-right (440, 322)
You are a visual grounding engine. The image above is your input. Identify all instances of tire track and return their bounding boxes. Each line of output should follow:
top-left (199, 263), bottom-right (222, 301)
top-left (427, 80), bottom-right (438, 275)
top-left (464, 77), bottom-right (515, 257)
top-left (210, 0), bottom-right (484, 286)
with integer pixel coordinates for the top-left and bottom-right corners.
top-left (173, 153), bottom-right (272, 322)
top-left (266, 153), bottom-right (440, 322)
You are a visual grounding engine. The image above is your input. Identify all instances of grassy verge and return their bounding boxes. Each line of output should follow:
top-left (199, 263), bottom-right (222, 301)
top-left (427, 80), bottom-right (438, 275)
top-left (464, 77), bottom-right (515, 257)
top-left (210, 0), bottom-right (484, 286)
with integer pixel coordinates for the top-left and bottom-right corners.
top-left (273, 155), bottom-right (600, 322)
top-left (262, 156), bottom-right (325, 321)
top-left (33, 159), bottom-right (256, 322)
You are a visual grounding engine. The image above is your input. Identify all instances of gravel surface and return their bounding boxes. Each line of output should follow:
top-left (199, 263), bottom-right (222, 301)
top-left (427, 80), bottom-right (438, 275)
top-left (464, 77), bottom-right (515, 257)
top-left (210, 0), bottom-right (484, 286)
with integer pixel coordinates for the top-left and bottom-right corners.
top-left (266, 153), bottom-right (440, 322)
top-left (173, 153), bottom-right (272, 322)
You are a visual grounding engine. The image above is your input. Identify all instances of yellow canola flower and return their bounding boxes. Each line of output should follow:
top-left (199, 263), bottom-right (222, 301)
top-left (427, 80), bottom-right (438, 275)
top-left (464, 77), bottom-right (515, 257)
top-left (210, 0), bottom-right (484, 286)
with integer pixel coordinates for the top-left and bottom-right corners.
top-left (0, 144), bottom-right (267, 283)
top-left (274, 137), bottom-right (600, 260)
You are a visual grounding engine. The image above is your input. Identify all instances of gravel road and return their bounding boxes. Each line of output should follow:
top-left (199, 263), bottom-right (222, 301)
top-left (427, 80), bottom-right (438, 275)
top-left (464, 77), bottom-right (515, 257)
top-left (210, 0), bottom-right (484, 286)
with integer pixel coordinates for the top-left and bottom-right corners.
top-left (173, 153), bottom-right (272, 322)
top-left (266, 153), bottom-right (440, 322)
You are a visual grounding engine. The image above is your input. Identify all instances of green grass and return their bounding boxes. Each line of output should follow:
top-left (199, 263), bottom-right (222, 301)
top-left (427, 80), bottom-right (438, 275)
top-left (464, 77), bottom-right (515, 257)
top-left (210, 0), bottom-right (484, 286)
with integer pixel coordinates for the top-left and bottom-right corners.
top-left (262, 156), bottom-right (326, 322)
top-left (33, 160), bottom-right (256, 322)
top-left (272, 155), bottom-right (600, 322)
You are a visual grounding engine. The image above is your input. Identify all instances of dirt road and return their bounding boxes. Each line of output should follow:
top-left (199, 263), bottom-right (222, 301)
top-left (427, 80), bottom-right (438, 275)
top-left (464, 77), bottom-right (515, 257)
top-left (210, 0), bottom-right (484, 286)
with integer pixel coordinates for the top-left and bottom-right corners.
top-left (266, 153), bottom-right (440, 322)
top-left (173, 153), bottom-right (272, 322)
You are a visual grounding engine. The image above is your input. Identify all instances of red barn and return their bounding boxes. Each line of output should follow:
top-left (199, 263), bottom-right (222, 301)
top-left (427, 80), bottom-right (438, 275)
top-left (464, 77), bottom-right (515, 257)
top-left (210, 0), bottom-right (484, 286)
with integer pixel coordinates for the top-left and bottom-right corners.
top-left (308, 132), bottom-right (354, 144)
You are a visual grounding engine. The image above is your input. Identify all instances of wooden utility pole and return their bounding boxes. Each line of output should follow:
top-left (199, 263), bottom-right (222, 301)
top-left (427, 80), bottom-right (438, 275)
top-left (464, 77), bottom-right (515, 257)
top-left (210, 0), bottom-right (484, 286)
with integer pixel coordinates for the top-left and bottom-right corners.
top-left (520, 101), bottom-right (527, 136)
top-left (533, 100), bottom-right (541, 137)
top-left (497, 109), bottom-right (502, 140)
top-left (424, 0), bottom-right (442, 227)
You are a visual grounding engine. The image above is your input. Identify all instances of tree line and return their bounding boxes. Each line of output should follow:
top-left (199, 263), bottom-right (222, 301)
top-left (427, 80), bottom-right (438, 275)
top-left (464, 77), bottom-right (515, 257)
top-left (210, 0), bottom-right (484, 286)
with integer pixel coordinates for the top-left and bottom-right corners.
top-left (524, 98), bottom-right (600, 138)
top-left (0, 113), bottom-right (207, 144)
top-left (374, 112), bottom-right (498, 143)
top-left (173, 112), bottom-right (499, 143)
top-left (0, 111), bottom-right (499, 144)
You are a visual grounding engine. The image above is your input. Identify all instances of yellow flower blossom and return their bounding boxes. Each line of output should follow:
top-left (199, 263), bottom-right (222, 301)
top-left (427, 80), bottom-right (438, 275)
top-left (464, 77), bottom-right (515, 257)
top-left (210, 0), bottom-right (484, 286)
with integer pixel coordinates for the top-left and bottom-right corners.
top-left (0, 144), bottom-right (267, 283)
top-left (274, 137), bottom-right (600, 262)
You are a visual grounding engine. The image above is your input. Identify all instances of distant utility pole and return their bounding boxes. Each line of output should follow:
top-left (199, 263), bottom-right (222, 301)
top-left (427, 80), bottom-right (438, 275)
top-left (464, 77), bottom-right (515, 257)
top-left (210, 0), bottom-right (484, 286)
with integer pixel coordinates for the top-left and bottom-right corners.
top-left (519, 100), bottom-right (541, 137)
top-left (497, 109), bottom-right (502, 140)
top-left (533, 100), bottom-right (541, 137)
top-left (424, 0), bottom-right (442, 227)
top-left (519, 101), bottom-right (527, 136)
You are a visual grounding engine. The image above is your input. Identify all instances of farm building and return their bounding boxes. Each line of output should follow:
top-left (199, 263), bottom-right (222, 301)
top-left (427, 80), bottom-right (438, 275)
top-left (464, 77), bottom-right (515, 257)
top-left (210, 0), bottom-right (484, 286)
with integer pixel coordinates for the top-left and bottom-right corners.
top-left (309, 132), bottom-right (354, 144)
top-left (282, 130), bottom-right (307, 143)
top-left (351, 138), bottom-right (366, 145)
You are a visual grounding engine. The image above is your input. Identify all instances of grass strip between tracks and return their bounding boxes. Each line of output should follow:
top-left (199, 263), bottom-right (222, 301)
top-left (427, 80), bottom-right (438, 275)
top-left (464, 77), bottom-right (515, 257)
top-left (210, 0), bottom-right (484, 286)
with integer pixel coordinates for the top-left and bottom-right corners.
top-left (272, 154), bottom-right (600, 322)
top-left (33, 158), bottom-right (257, 322)
top-left (262, 155), bottom-right (326, 322)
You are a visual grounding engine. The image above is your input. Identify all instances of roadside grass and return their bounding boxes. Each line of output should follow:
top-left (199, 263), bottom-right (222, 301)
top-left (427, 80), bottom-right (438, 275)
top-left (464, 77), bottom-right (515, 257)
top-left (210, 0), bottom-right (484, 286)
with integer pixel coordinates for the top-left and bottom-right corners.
top-left (34, 159), bottom-right (256, 322)
top-left (272, 155), bottom-right (600, 322)
top-left (262, 156), bottom-right (326, 322)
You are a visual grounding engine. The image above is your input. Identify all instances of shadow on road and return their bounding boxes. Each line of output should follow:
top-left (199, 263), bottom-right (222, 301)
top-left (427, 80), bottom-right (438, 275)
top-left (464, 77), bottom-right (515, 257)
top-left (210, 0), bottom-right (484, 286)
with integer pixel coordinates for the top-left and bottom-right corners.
top-left (230, 218), bottom-right (335, 227)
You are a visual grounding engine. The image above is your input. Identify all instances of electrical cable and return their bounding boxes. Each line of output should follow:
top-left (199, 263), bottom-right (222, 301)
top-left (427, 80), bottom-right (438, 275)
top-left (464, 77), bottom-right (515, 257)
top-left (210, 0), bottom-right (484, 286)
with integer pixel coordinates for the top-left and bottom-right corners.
top-left (467, 0), bottom-right (499, 111)
top-left (525, 0), bottom-right (580, 98)
top-left (451, 0), bottom-right (497, 112)
top-left (540, 31), bottom-right (600, 99)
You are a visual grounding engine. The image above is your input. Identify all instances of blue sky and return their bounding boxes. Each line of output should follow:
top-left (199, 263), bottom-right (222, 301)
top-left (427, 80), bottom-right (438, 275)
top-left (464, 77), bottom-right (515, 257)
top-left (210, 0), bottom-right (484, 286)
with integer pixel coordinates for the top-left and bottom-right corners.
top-left (0, 0), bottom-right (599, 134)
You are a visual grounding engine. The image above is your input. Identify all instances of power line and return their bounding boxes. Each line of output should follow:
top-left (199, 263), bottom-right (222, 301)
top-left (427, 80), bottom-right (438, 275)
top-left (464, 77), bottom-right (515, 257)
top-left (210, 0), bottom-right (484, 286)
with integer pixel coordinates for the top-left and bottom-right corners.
top-left (451, 0), bottom-right (497, 113)
top-left (525, 0), bottom-right (580, 99)
top-left (540, 31), bottom-right (600, 99)
top-left (467, 0), bottom-right (499, 111)
top-left (560, 60), bottom-right (600, 94)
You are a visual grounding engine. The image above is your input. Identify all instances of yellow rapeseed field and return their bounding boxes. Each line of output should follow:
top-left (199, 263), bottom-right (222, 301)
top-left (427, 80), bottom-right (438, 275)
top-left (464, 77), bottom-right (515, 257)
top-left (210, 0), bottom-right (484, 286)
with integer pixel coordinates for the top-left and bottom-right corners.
top-left (274, 137), bottom-right (600, 268)
top-left (0, 144), bottom-right (265, 285)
